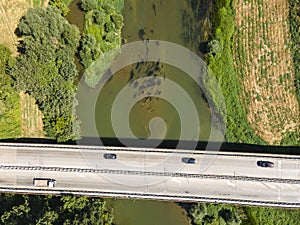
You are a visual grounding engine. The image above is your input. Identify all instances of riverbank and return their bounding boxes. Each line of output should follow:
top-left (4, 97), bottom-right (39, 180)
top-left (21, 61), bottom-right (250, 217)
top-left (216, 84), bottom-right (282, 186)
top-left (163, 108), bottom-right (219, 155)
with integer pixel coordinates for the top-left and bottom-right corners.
top-left (208, 0), bottom-right (265, 144)
top-left (184, 0), bottom-right (299, 146)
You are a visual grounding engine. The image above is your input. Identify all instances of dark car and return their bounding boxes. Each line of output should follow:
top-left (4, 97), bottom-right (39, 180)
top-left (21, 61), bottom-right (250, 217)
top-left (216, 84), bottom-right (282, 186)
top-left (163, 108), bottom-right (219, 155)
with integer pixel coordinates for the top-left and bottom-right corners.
top-left (257, 160), bottom-right (274, 168)
top-left (103, 153), bottom-right (117, 159)
top-left (182, 157), bottom-right (196, 164)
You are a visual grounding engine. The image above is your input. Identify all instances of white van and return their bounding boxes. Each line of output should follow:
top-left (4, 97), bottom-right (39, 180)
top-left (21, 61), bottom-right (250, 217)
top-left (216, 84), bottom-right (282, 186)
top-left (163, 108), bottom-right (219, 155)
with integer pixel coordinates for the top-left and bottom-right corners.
top-left (33, 178), bottom-right (57, 188)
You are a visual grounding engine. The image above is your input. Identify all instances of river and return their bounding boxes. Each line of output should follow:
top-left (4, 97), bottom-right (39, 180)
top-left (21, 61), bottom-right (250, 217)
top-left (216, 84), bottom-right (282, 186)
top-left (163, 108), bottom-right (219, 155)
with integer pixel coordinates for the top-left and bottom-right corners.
top-left (74, 0), bottom-right (213, 141)
top-left (66, 0), bottom-right (213, 224)
top-left (105, 199), bottom-right (190, 225)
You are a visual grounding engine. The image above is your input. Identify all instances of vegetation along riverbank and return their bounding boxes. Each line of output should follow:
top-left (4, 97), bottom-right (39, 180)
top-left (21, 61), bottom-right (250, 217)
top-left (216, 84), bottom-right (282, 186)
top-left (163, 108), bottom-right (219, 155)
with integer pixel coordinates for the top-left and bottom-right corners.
top-left (78, 0), bottom-right (124, 87)
top-left (184, 0), bottom-right (299, 146)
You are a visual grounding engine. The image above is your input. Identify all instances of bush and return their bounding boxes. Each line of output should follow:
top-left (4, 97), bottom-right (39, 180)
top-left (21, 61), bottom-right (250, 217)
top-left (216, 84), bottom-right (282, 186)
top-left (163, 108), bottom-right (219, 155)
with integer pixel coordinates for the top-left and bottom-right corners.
top-left (208, 39), bottom-right (222, 56)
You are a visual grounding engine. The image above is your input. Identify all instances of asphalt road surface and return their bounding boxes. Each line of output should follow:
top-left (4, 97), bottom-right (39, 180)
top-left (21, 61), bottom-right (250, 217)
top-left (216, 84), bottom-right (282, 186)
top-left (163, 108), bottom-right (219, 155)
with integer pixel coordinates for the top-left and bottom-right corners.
top-left (0, 143), bottom-right (299, 206)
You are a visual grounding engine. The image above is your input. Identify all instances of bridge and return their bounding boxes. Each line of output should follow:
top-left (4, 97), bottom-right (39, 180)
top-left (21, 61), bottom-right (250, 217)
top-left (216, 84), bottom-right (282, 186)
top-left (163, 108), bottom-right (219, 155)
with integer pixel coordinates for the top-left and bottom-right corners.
top-left (0, 142), bottom-right (299, 208)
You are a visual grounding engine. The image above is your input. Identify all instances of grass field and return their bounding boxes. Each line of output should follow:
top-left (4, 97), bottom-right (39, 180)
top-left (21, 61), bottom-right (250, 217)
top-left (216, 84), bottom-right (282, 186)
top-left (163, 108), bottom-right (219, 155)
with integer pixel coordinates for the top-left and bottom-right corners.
top-left (20, 92), bottom-right (45, 138)
top-left (233, 0), bottom-right (300, 145)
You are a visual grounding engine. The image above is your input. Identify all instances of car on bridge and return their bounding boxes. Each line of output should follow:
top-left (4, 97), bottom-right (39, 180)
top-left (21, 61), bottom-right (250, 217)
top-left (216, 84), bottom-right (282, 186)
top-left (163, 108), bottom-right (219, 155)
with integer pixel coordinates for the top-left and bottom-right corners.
top-left (257, 160), bottom-right (274, 168)
top-left (181, 157), bottom-right (196, 164)
top-left (103, 153), bottom-right (117, 159)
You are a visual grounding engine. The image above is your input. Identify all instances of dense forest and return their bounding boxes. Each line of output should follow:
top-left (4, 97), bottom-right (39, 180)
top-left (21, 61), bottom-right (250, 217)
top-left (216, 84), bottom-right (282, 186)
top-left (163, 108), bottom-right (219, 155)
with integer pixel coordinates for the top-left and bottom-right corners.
top-left (0, 194), bottom-right (113, 225)
top-left (10, 6), bottom-right (81, 142)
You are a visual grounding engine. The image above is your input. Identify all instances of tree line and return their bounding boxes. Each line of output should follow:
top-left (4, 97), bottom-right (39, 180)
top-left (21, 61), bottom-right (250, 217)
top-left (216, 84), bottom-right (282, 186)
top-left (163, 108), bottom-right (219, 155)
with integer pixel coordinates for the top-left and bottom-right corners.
top-left (0, 194), bottom-right (113, 225)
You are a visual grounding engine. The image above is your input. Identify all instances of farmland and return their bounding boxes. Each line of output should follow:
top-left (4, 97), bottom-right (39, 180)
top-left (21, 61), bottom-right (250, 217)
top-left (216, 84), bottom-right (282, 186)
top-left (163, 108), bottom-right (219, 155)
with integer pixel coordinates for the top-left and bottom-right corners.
top-left (233, 0), bottom-right (300, 145)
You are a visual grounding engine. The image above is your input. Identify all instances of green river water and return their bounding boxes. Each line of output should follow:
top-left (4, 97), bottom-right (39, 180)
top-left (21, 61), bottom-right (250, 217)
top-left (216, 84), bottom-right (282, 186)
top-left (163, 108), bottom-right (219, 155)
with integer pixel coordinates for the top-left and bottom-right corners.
top-left (66, 0), bottom-right (213, 224)
top-left (74, 0), bottom-right (212, 141)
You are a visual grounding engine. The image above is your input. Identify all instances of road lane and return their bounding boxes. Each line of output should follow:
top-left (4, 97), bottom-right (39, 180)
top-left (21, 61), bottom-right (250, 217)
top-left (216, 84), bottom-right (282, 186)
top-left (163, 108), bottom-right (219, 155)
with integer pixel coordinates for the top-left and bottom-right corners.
top-left (0, 143), bottom-right (300, 206)
top-left (0, 146), bottom-right (299, 180)
top-left (1, 168), bottom-right (300, 204)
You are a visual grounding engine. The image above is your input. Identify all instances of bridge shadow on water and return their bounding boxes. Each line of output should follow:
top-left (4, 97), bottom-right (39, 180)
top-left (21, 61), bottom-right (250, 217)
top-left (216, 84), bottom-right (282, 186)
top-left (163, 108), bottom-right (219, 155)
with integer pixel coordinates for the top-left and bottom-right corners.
top-left (0, 137), bottom-right (299, 155)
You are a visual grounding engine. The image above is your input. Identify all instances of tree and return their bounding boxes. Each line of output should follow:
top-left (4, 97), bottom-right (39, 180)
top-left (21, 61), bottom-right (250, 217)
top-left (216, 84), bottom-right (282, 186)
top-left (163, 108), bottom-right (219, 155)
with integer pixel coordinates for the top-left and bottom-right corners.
top-left (11, 6), bottom-right (81, 142)
top-left (111, 13), bottom-right (123, 29)
top-left (49, 0), bottom-right (70, 16)
top-left (190, 203), bottom-right (242, 225)
top-left (0, 194), bottom-right (113, 225)
top-left (80, 0), bottom-right (98, 11)
top-left (79, 34), bottom-right (102, 68)
top-left (190, 203), bottom-right (207, 224)
top-left (93, 9), bottom-right (107, 26)
top-left (58, 196), bottom-right (113, 225)
top-left (78, 0), bottom-right (124, 86)
top-left (104, 20), bottom-right (115, 33)
top-left (219, 209), bottom-right (241, 225)
top-left (1, 196), bottom-right (31, 225)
